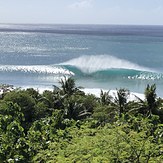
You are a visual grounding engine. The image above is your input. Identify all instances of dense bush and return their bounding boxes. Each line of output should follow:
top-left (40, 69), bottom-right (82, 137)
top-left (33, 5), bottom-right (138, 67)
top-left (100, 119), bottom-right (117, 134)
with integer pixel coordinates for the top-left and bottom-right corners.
top-left (0, 78), bottom-right (163, 162)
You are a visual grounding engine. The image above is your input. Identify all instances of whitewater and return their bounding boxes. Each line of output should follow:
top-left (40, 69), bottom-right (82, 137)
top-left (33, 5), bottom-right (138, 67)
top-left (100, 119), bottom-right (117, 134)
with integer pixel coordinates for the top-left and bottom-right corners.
top-left (0, 24), bottom-right (163, 96)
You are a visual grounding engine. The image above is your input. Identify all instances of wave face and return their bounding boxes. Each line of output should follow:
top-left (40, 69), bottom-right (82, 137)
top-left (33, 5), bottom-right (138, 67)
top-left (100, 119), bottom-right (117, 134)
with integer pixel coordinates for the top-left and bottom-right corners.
top-left (61, 55), bottom-right (150, 73)
top-left (60, 55), bottom-right (163, 80)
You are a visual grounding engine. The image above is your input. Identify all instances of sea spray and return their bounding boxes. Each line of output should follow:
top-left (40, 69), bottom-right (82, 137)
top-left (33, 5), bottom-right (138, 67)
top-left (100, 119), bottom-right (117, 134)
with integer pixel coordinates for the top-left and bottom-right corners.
top-left (61, 55), bottom-right (151, 74)
top-left (0, 65), bottom-right (74, 75)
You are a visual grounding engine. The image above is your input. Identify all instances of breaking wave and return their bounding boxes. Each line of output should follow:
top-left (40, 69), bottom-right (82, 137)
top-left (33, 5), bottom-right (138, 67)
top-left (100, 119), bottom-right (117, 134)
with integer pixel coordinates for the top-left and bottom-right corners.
top-left (60, 55), bottom-right (163, 80)
top-left (61, 55), bottom-right (151, 73)
top-left (1, 55), bottom-right (162, 81)
top-left (0, 65), bottom-right (74, 75)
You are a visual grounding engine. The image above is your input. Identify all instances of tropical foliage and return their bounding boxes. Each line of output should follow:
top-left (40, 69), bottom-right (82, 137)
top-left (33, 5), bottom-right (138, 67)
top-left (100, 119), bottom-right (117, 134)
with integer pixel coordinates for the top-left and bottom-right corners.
top-left (0, 78), bottom-right (163, 162)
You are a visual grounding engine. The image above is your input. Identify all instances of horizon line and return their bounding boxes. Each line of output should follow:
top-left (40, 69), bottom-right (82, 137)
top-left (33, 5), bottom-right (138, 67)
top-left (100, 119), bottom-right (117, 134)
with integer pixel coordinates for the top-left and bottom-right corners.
top-left (0, 23), bottom-right (163, 27)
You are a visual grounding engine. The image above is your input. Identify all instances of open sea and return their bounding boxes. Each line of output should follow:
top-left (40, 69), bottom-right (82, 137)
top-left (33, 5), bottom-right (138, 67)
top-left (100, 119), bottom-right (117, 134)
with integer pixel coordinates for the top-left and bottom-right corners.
top-left (0, 24), bottom-right (163, 96)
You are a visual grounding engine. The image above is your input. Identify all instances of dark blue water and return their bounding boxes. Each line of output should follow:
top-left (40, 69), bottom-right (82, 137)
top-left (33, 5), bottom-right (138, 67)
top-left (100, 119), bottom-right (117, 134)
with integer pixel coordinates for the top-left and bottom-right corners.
top-left (0, 24), bottom-right (163, 96)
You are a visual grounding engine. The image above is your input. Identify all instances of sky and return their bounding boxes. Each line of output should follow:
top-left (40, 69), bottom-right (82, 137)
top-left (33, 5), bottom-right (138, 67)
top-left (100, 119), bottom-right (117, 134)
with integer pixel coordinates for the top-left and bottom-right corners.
top-left (0, 0), bottom-right (163, 25)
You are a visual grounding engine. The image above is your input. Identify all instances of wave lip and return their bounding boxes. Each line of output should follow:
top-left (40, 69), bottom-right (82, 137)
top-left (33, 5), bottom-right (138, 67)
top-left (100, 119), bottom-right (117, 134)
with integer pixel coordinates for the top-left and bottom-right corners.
top-left (0, 65), bottom-right (74, 75)
top-left (61, 55), bottom-right (151, 74)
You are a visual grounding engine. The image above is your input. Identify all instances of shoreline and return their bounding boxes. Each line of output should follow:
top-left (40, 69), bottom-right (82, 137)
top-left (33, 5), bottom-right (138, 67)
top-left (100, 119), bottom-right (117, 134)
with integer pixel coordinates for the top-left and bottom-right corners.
top-left (22, 86), bottom-right (145, 101)
top-left (83, 88), bottom-right (145, 101)
top-left (0, 85), bottom-right (145, 101)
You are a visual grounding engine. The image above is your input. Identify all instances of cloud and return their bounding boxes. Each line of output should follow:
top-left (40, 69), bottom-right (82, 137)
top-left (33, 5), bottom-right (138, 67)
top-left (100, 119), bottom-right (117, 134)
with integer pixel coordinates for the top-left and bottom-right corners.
top-left (69, 0), bottom-right (93, 9)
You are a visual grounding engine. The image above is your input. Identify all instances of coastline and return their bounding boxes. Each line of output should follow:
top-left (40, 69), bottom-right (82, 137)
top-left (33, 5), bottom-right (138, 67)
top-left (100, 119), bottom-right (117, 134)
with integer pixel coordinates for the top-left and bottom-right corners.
top-left (83, 88), bottom-right (145, 101)
top-left (0, 85), bottom-right (145, 101)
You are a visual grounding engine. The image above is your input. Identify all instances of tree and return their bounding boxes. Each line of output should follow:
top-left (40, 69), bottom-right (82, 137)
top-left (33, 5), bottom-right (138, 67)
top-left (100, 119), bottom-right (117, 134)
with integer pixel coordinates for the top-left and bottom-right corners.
top-left (32, 118), bottom-right (163, 162)
top-left (59, 76), bottom-right (81, 96)
top-left (3, 90), bottom-right (36, 130)
top-left (26, 88), bottom-right (40, 101)
top-left (0, 102), bottom-right (29, 162)
top-left (144, 84), bottom-right (158, 116)
top-left (62, 94), bottom-right (95, 120)
top-left (0, 84), bottom-right (14, 99)
top-left (100, 90), bottom-right (112, 105)
top-left (114, 88), bottom-right (130, 117)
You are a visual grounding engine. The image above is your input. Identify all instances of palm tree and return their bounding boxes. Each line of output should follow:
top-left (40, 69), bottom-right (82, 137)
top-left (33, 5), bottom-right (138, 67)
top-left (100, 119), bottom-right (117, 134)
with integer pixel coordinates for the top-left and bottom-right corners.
top-left (59, 76), bottom-right (77, 96)
top-left (114, 88), bottom-right (130, 117)
top-left (133, 84), bottom-right (160, 117)
top-left (100, 90), bottom-right (112, 105)
top-left (144, 84), bottom-right (158, 116)
top-left (58, 77), bottom-right (88, 120)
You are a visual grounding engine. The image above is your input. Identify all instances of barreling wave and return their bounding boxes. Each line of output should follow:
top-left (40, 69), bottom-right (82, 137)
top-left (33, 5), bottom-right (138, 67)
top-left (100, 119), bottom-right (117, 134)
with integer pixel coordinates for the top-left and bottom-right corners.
top-left (60, 55), bottom-right (163, 80)
top-left (1, 55), bottom-right (162, 80)
top-left (61, 55), bottom-right (151, 73)
top-left (0, 65), bottom-right (74, 75)
top-left (63, 65), bottom-right (163, 80)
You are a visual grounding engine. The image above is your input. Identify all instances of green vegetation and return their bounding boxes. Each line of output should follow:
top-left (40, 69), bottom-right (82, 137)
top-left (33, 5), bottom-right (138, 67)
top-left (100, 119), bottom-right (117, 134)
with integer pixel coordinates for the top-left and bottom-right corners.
top-left (0, 79), bottom-right (163, 162)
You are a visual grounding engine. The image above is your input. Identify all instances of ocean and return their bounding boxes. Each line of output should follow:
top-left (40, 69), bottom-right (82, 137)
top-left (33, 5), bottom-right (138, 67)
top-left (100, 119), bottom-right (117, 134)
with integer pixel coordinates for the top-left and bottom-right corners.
top-left (0, 24), bottom-right (163, 96)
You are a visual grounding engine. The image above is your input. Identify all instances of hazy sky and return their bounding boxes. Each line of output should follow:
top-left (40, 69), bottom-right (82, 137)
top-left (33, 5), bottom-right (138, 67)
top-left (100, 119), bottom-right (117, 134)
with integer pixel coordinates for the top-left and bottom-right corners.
top-left (0, 0), bottom-right (163, 25)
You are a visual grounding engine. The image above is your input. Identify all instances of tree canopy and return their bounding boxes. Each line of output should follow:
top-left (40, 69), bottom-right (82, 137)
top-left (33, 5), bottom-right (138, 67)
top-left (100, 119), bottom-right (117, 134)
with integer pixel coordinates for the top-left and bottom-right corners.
top-left (0, 79), bottom-right (163, 162)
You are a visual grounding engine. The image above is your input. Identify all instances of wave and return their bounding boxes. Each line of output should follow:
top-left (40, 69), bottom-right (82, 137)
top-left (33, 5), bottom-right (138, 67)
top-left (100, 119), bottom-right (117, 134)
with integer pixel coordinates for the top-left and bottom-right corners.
top-left (60, 55), bottom-right (163, 80)
top-left (0, 65), bottom-right (74, 75)
top-left (0, 55), bottom-right (162, 81)
top-left (63, 65), bottom-right (163, 80)
top-left (61, 55), bottom-right (151, 73)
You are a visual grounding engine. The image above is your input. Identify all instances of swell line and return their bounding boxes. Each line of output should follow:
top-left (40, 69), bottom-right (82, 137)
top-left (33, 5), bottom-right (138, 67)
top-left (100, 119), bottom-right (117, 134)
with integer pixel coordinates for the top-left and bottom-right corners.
top-left (0, 65), bottom-right (74, 75)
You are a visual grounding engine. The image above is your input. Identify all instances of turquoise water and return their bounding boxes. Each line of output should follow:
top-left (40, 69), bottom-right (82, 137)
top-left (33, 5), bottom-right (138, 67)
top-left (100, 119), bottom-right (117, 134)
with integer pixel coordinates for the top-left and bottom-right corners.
top-left (0, 24), bottom-right (163, 96)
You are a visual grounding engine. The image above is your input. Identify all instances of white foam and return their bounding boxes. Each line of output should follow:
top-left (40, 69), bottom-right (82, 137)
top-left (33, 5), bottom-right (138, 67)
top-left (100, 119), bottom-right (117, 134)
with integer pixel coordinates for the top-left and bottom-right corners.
top-left (131, 72), bottom-right (163, 80)
top-left (0, 84), bottom-right (154, 103)
top-left (16, 86), bottom-right (145, 101)
top-left (61, 55), bottom-right (150, 73)
top-left (22, 85), bottom-right (54, 94)
top-left (83, 88), bottom-right (145, 101)
top-left (0, 65), bottom-right (74, 75)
